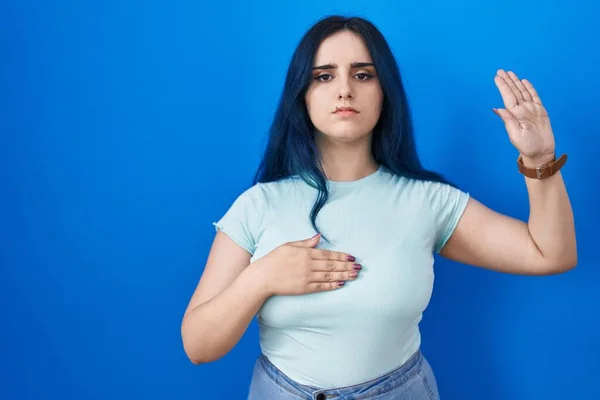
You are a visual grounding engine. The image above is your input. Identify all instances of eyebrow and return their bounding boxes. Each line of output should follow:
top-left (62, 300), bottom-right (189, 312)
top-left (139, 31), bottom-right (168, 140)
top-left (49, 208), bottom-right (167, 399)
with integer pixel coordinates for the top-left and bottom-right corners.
top-left (312, 62), bottom-right (375, 70)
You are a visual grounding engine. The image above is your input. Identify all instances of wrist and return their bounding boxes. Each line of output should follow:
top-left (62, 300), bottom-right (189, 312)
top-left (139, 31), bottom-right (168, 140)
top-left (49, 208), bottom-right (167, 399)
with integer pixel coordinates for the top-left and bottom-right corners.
top-left (244, 258), bottom-right (273, 299)
top-left (519, 152), bottom-right (555, 168)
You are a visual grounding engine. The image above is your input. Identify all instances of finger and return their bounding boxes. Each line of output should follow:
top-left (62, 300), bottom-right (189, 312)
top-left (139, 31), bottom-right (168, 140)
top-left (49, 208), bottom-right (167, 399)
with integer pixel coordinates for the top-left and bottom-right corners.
top-left (289, 233), bottom-right (321, 248)
top-left (521, 78), bottom-right (543, 105)
top-left (507, 71), bottom-right (532, 102)
top-left (312, 259), bottom-right (361, 272)
top-left (311, 248), bottom-right (355, 262)
top-left (310, 270), bottom-right (358, 283)
top-left (494, 73), bottom-right (519, 109)
top-left (492, 108), bottom-right (520, 132)
top-left (496, 69), bottom-right (522, 106)
top-left (307, 281), bottom-right (346, 292)
top-left (498, 69), bottom-right (524, 103)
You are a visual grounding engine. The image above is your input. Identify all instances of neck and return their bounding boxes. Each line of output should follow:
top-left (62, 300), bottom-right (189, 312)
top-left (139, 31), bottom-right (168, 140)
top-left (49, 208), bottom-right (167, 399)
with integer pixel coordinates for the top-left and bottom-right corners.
top-left (315, 132), bottom-right (378, 182)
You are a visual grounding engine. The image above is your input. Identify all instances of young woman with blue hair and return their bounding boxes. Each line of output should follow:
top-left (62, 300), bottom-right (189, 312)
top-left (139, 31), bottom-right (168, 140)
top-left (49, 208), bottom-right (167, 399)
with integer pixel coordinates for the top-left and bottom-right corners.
top-left (181, 15), bottom-right (576, 399)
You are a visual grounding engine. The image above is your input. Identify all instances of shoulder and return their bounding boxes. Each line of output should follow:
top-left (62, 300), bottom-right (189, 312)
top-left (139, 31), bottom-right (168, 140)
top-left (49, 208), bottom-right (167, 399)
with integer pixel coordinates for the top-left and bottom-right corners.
top-left (417, 178), bottom-right (470, 209)
top-left (377, 167), bottom-right (444, 198)
top-left (417, 178), bottom-right (470, 253)
top-left (230, 176), bottom-right (305, 209)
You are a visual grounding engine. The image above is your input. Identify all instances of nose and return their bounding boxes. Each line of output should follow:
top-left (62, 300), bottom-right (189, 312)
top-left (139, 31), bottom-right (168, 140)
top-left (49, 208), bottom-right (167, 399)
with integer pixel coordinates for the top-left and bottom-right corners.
top-left (337, 76), bottom-right (353, 100)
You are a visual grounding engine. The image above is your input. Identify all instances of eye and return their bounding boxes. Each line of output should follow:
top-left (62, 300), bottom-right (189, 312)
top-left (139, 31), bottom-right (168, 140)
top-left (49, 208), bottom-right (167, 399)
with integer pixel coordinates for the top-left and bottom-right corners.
top-left (356, 73), bottom-right (373, 81)
top-left (313, 72), bottom-right (373, 82)
top-left (315, 74), bottom-right (332, 82)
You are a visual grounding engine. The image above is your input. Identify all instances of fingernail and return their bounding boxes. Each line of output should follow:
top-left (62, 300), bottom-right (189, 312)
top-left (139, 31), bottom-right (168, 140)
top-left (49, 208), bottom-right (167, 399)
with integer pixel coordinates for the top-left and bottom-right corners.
top-left (353, 263), bottom-right (362, 270)
top-left (311, 233), bottom-right (321, 239)
top-left (346, 255), bottom-right (356, 262)
top-left (338, 281), bottom-right (345, 286)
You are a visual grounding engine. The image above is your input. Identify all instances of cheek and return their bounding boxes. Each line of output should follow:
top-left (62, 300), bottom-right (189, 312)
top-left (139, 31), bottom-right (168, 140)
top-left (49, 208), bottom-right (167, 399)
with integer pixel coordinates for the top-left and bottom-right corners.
top-left (306, 91), bottom-right (327, 118)
top-left (364, 88), bottom-right (383, 114)
top-left (305, 88), bottom-right (318, 114)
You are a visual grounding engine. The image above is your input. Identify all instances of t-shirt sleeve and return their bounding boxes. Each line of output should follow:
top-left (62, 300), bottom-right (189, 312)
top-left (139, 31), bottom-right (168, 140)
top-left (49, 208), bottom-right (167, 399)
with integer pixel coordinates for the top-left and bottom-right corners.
top-left (212, 186), bottom-right (262, 255)
top-left (422, 180), bottom-right (470, 254)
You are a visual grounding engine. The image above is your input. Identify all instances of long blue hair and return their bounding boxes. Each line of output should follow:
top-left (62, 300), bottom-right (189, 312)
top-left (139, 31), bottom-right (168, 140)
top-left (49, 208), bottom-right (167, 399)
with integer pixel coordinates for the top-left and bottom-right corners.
top-left (252, 15), bottom-right (457, 240)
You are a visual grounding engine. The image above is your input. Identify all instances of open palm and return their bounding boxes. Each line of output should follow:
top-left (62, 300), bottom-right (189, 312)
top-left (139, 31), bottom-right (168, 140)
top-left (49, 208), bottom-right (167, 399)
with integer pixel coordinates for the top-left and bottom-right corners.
top-left (492, 69), bottom-right (556, 165)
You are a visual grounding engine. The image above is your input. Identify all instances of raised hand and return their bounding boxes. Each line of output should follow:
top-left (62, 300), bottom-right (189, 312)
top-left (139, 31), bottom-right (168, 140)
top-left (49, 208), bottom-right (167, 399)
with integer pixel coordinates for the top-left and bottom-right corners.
top-left (492, 69), bottom-right (556, 167)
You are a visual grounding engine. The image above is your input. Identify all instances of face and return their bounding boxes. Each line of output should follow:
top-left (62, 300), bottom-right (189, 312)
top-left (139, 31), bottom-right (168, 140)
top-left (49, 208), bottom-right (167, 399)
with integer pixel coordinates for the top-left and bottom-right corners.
top-left (305, 30), bottom-right (383, 143)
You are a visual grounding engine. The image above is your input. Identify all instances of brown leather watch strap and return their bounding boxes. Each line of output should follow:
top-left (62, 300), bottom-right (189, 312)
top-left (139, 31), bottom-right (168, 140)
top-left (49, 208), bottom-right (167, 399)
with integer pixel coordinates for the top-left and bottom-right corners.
top-left (517, 153), bottom-right (568, 179)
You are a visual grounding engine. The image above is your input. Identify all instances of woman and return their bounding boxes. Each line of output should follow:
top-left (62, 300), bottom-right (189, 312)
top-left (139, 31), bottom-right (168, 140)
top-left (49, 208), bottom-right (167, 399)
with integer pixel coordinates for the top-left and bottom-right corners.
top-left (181, 15), bottom-right (576, 399)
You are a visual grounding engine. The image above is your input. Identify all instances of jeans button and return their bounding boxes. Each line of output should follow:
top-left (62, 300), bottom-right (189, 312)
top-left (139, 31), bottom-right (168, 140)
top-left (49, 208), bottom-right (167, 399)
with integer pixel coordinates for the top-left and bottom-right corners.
top-left (316, 394), bottom-right (326, 400)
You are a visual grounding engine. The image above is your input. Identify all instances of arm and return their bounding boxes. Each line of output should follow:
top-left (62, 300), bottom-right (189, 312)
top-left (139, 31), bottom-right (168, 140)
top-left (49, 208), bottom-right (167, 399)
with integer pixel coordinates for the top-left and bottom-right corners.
top-left (523, 165), bottom-right (576, 267)
top-left (440, 69), bottom-right (577, 275)
top-left (181, 231), bottom-right (269, 364)
top-left (440, 168), bottom-right (577, 275)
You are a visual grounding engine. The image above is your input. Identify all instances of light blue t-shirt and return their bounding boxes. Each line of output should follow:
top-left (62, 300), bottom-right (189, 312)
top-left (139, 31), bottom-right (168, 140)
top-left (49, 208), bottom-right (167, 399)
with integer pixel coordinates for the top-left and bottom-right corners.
top-left (212, 164), bottom-right (470, 388)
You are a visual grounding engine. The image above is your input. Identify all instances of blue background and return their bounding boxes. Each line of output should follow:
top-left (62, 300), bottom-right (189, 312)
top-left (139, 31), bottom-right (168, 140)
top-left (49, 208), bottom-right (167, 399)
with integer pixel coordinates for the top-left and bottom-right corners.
top-left (1, 1), bottom-right (598, 399)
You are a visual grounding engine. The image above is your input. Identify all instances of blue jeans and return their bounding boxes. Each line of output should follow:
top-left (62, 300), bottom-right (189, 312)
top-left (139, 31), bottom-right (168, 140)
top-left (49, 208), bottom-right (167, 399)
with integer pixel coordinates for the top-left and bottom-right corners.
top-left (247, 349), bottom-right (440, 399)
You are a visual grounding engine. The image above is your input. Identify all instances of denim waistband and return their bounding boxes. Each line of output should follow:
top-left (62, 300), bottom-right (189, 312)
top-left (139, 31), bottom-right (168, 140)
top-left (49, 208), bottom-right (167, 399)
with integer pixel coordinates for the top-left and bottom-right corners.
top-left (257, 349), bottom-right (424, 399)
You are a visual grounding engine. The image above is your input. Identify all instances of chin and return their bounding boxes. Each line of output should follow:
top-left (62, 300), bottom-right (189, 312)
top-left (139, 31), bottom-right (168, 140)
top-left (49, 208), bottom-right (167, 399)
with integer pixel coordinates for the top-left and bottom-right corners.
top-left (319, 127), bottom-right (371, 142)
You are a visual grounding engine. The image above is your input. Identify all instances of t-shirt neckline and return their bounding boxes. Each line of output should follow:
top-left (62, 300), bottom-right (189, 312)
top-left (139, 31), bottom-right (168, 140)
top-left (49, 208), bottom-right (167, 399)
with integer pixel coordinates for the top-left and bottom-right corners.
top-left (326, 164), bottom-right (384, 189)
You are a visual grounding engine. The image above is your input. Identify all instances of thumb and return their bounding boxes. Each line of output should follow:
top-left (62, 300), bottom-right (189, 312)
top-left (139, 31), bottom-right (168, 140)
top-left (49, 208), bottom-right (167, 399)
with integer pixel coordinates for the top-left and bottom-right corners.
top-left (293, 233), bottom-right (321, 247)
top-left (492, 108), bottom-right (519, 129)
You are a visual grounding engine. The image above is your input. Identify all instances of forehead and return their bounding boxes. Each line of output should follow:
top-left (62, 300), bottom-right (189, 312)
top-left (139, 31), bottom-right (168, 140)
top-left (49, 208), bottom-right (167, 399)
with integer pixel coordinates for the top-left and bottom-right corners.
top-left (313, 31), bottom-right (372, 64)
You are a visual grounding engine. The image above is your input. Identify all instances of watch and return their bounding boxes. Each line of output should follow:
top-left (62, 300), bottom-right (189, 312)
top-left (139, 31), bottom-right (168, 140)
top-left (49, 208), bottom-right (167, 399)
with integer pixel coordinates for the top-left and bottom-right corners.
top-left (517, 153), bottom-right (568, 179)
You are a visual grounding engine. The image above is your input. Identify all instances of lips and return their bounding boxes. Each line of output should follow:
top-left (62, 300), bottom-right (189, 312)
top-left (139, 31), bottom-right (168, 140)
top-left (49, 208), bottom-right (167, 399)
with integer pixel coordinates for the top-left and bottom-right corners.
top-left (334, 107), bottom-right (358, 113)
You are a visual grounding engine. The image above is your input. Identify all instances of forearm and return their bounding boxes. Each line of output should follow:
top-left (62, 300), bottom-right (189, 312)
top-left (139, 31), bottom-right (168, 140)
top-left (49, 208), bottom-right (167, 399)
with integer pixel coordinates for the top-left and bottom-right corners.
top-left (525, 165), bottom-right (577, 270)
top-left (181, 262), bottom-right (270, 364)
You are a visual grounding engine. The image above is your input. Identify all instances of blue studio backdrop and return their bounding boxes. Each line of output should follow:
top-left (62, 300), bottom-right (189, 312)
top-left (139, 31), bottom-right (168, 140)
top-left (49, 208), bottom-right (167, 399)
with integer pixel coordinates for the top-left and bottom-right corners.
top-left (1, 1), bottom-right (598, 399)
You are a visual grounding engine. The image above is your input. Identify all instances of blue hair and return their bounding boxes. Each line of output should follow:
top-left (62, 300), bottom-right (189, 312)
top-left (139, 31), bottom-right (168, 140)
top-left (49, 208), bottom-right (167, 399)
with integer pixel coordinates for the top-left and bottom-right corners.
top-left (252, 15), bottom-right (457, 241)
